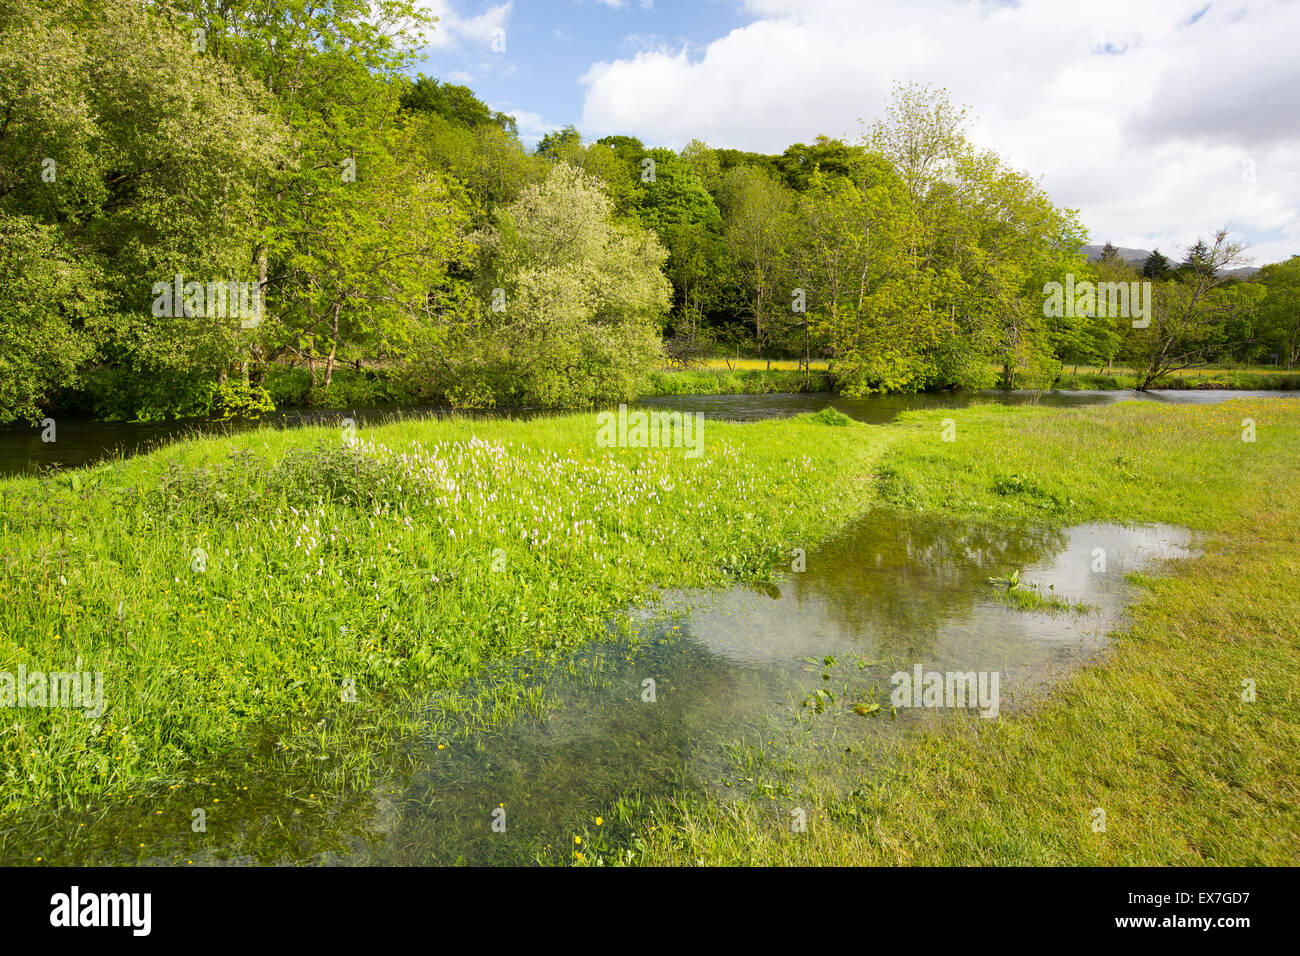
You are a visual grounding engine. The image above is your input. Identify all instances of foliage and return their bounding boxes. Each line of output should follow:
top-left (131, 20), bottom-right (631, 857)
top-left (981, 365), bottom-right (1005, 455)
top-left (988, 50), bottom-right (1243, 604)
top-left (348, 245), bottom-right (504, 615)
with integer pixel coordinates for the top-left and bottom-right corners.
top-left (456, 164), bottom-right (672, 406)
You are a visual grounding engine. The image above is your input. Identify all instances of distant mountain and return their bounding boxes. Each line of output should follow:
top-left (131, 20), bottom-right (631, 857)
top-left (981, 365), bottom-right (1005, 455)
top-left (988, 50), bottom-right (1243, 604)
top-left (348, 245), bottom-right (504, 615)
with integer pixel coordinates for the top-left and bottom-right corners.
top-left (1081, 243), bottom-right (1151, 266)
top-left (1081, 243), bottom-right (1259, 279)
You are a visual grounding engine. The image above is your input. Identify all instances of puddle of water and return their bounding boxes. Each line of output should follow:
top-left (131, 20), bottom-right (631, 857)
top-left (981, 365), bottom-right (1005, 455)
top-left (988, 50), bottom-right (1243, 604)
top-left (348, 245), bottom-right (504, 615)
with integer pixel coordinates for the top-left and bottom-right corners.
top-left (335, 516), bottom-right (1194, 865)
top-left (17, 514), bottom-right (1195, 866)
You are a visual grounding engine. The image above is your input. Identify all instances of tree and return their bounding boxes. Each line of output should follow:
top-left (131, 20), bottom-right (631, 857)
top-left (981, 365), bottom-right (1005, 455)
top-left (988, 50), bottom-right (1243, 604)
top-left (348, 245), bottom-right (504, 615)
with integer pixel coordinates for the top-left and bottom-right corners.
top-left (0, 216), bottom-right (98, 423)
top-left (400, 75), bottom-right (517, 135)
top-left (637, 148), bottom-right (722, 237)
top-left (536, 125), bottom-right (582, 159)
top-left (1254, 256), bottom-right (1300, 367)
top-left (776, 136), bottom-right (869, 191)
top-left (787, 173), bottom-right (877, 374)
top-left (269, 121), bottom-right (475, 389)
top-left (466, 163), bottom-right (672, 406)
top-left (716, 166), bottom-right (795, 356)
top-left (1142, 248), bottom-right (1172, 280)
top-left (1047, 257), bottom-right (1122, 373)
top-left (1, 0), bottom-right (282, 420)
top-left (171, 0), bottom-right (453, 395)
top-left (1098, 242), bottom-right (1125, 268)
top-left (680, 139), bottom-right (723, 194)
top-left (1129, 230), bottom-right (1258, 390)
top-left (411, 113), bottom-right (540, 216)
top-left (865, 82), bottom-right (1085, 390)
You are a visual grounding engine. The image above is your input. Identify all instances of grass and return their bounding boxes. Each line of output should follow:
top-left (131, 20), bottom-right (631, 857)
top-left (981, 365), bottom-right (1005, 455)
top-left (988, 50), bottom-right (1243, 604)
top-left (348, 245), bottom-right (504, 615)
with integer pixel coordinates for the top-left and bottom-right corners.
top-left (610, 398), bottom-right (1300, 865)
top-left (4, 397), bottom-right (1297, 865)
top-left (695, 358), bottom-right (832, 372)
top-left (644, 368), bottom-right (833, 395)
top-left (0, 409), bottom-right (885, 856)
top-left (994, 581), bottom-right (1092, 615)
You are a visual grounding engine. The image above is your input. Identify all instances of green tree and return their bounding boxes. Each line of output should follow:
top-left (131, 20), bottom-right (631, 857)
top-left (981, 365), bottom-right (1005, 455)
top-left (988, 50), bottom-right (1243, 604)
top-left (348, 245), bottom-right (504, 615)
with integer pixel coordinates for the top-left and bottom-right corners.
top-left (1, 0), bottom-right (282, 420)
top-left (536, 125), bottom-right (582, 159)
top-left (400, 75), bottom-right (517, 135)
top-left (171, 0), bottom-right (462, 395)
top-left (1128, 230), bottom-right (1258, 389)
top-left (1254, 256), bottom-right (1300, 368)
top-left (776, 136), bottom-right (869, 191)
top-left (866, 82), bottom-right (1085, 390)
top-left (468, 164), bottom-right (672, 406)
top-left (716, 166), bottom-right (795, 356)
top-left (1098, 242), bottom-right (1124, 268)
top-left (0, 216), bottom-right (98, 423)
top-left (1142, 248), bottom-right (1172, 280)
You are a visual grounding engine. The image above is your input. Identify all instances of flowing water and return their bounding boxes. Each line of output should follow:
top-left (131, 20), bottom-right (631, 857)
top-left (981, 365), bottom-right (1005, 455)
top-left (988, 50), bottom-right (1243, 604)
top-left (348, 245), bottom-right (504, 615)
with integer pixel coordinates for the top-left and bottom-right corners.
top-left (21, 511), bottom-right (1196, 866)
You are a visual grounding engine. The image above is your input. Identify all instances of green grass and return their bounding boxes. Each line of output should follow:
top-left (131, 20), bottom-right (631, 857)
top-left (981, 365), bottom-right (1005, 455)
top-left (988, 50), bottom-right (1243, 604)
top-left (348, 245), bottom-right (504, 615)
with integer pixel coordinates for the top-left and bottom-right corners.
top-left (0, 409), bottom-right (885, 853)
top-left (695, 358), bottom-right (832, 371)
top-left (994, 582), bottom-right (1092, 615)
top-left (5, 398), bottom-right (1297, 865)
top-left (612, 398), bottom-right (1300, 865)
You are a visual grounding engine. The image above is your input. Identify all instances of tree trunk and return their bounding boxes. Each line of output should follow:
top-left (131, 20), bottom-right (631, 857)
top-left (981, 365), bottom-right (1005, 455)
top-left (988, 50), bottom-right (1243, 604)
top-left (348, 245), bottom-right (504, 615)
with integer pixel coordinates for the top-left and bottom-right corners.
top-left (324, 301), bottom-right (341, 388)
top-left (249, 245), bottom-right (267, 387)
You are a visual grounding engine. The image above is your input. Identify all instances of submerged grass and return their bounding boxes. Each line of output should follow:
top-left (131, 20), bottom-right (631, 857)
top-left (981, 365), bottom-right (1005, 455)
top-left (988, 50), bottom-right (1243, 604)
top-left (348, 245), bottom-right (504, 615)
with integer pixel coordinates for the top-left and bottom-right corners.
top-left (994, 582), bottom-right (1092, 615)
top-left (0, 409), bottom-right (885, 856)
top-left (619, 398), bottom-right (1300, 865)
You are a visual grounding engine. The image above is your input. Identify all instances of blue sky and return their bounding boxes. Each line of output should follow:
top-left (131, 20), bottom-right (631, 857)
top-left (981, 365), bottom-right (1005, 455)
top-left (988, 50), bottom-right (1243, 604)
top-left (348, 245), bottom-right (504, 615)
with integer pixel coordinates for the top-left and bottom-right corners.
top-left (411, 0), bottom-right (1300, 266)
top-left (414, 1), bottom-right (751, 146)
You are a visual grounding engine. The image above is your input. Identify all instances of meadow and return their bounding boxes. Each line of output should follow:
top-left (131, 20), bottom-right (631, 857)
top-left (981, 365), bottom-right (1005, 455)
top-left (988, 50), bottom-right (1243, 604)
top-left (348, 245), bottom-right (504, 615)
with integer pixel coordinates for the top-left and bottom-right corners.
top-left (1, 397), bottom-right (1296, 865)
top-left (0, 409), bottom-right (883, 852)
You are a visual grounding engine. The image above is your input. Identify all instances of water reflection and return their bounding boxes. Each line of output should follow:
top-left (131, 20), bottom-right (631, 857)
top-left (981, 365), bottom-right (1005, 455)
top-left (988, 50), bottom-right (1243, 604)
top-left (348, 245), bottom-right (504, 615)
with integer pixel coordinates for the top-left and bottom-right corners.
top-left (346, 515), bottom-right (1194, 865)
top-left (17, 513), bottom-right (1194, 866)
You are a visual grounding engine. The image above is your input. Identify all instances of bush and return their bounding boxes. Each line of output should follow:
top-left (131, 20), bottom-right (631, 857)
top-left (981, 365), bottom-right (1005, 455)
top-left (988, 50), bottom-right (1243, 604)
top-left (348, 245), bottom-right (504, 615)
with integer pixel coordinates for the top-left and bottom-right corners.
top-left (807, 407), bottom-right (853, 426)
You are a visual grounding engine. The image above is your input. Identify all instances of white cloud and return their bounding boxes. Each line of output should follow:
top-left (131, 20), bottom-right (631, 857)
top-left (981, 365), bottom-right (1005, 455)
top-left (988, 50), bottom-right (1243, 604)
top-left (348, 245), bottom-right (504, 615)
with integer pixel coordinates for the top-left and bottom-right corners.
top-left (495, 105), bottom-right (559, 145)
top-left (578, 0), bottom-right (1300, 264)
top-left (417, 0), bottom-right (512, 50)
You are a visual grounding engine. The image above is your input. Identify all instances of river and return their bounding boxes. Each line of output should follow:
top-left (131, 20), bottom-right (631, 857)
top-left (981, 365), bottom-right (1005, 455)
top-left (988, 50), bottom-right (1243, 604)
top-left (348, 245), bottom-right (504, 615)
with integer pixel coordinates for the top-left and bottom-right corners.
top-left (1, 388), bottom-right (1294, 476)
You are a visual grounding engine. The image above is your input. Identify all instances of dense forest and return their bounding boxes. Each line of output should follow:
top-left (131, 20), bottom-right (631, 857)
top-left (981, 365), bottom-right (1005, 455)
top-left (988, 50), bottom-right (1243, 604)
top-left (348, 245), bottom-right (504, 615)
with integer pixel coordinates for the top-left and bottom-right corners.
top-left (3, 0), bottom-right (1298, 423)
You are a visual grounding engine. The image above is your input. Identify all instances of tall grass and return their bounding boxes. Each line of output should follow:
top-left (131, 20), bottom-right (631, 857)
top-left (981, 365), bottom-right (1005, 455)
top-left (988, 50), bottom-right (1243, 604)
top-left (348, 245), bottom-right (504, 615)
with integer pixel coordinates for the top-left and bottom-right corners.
top-left (1056, 367), bottom-right (1300, 391)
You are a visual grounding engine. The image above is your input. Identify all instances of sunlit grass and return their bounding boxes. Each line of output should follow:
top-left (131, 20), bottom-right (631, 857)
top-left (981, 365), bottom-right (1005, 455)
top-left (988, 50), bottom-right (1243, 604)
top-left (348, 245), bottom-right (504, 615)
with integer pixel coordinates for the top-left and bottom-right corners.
top-left (0, 410), bottom-right (886, 848)
top-left (644, 368), bottom-right (832, 395)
